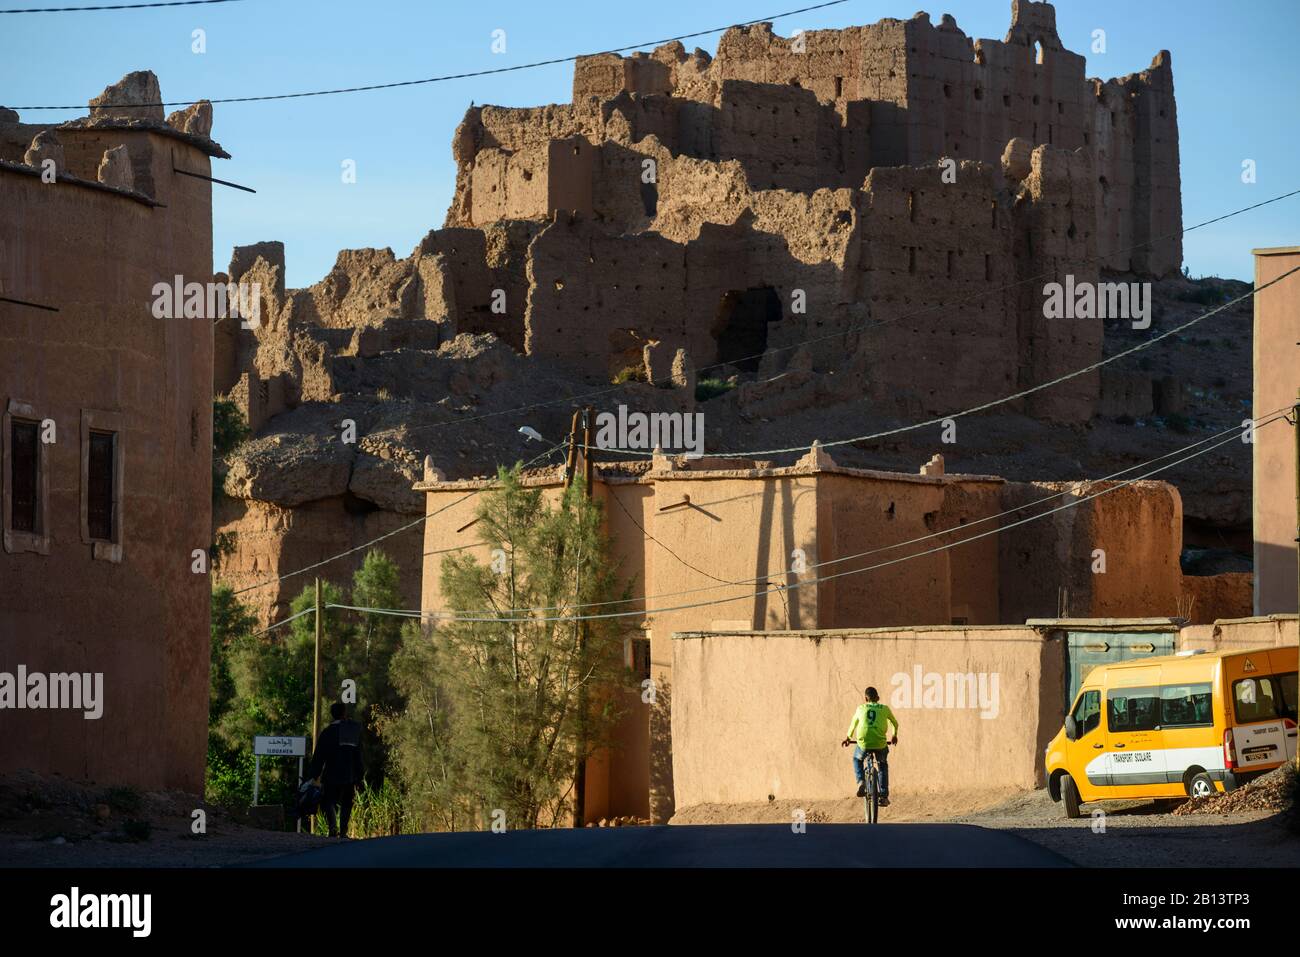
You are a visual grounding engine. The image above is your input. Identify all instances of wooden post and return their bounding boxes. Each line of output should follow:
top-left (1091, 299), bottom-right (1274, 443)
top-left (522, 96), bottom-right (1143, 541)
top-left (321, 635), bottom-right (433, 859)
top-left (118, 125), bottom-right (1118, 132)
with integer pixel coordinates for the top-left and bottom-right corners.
top-left (572, 409), bottom-right (596, 827)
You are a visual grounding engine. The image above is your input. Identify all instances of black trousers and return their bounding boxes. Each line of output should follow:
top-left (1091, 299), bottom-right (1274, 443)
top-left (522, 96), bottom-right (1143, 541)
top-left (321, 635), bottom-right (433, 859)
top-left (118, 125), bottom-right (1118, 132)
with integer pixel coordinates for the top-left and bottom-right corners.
top-left (321, 781), bottom-right (355, 837)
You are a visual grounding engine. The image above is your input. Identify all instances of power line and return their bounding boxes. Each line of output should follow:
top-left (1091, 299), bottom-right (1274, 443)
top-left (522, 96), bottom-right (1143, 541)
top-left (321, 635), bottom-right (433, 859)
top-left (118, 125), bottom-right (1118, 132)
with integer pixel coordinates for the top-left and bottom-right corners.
top-left (398, 187), bottom-right (1300, 444)
top-left (11, 0), bottom-right (849, 108)
top-left (2, 0), bottom-right (240, 10)
top-left (334, 411), bottom-right (1286, 624)
top-left (231, 439), bottom-right (567, 595)
top-left (247, 604), bottom-right (315, 638)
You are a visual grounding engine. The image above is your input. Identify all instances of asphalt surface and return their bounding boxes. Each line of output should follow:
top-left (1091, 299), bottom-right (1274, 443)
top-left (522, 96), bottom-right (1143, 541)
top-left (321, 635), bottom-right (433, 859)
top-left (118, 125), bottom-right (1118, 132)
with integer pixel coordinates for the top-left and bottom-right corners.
top-left (247, 823), bottom-right (1071, 868)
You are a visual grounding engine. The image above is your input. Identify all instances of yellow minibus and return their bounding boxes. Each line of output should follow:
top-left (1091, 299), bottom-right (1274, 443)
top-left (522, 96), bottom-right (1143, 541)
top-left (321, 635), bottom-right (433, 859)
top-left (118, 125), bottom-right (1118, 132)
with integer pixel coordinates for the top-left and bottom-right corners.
top-left (1046, 645), bottom-right (1297, 817)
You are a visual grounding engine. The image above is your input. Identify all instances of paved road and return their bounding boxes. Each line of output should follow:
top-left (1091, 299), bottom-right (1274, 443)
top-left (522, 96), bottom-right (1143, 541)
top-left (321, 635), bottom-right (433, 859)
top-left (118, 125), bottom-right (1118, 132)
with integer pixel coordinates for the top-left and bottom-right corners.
top-left (247, 823), bottom-right (1070, 867)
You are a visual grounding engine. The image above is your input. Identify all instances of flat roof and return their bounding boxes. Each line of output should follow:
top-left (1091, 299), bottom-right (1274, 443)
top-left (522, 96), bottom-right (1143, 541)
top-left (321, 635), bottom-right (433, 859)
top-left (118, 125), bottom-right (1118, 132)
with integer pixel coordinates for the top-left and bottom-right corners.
top-left (414, 461), bottom-right (1008, 492)
top-left (1251, 246), bottom-right (1300, 256)
top-left (1097, 645), bottom-right (1294, 667)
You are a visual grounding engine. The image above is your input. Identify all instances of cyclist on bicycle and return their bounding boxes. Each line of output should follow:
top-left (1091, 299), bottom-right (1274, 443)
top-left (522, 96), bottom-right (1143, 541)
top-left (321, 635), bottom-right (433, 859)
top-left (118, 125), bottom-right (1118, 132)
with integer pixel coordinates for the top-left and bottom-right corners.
top-left (841, 686), bottom-right (899, 805)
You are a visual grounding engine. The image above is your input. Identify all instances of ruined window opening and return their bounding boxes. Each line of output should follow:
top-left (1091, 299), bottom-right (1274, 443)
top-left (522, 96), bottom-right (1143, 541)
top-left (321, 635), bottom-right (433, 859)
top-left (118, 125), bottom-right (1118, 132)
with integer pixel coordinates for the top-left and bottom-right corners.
top-left (973, 86), bottom-right (983, 100)
top-left (522, 169), bottom-right (533, 181)
top-left (1032, 94), bottom-right (1040, 106)
top-left (943, 84), bottom-right (952, 98)
top-left (1067, 221), bottom-right (1077, 240)
top-left (974, 49), bottom-right (985, 66)
top-left (640, 179), bottom-right (657, 217)
top-left (625, 637), bottom-right (651, 680)
top-left (1058, 101), bottom-right (1065, 115)
top-left (1048, 123), bottom-right (1053, 144)
top-left (711, 287), bottom-right (781, 373)
top-left (1003, 94), bottom-right (1011, 108)
top-left (908, 247), bottom-right (917, 274)
top-left (10, 419), bottom-right (39, 534)
top-left (86, 430), bottom-right (115, 542)
top-left (1034, 40), bottom-right (1044, 64)
top-left (1110, 111), bottom-right (1116, 128)
top-left (834, 76), bottom-right (843, 98)
top-left (1083, 132), bottom-right (1090, 145)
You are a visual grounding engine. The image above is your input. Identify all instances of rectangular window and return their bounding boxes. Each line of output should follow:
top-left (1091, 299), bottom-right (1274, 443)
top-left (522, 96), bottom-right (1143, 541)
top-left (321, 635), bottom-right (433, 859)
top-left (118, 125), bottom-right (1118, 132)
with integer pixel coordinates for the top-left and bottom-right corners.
top-left (10, 420), bottom-right (39, 533)
top-left (1233, 675), bottom-right (1294, 724)
top-left (1159, 683), bottom-right (1213, 728)
top-left (87, 430), bottom-right (115, 541)
top-left (1107, 687), bottom-right (1159, 732)
top-left (1072, 689), bottom-right (1101, 737)
top-left (3, 399), bottom-right (50, 555)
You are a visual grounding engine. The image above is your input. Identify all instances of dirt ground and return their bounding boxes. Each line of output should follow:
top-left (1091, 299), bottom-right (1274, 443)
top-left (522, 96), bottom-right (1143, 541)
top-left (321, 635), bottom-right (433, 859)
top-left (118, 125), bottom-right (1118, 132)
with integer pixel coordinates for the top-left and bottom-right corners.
top-left (0, 770), bottom-right (336, 868)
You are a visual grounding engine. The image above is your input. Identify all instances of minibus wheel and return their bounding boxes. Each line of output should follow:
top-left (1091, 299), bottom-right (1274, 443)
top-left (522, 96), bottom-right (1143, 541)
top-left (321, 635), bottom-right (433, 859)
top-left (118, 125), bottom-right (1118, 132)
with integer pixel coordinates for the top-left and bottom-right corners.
top-left (1061, 773), bottom-right (1082, 819)
top-left (1185, 772), bottom-right (1216, 799)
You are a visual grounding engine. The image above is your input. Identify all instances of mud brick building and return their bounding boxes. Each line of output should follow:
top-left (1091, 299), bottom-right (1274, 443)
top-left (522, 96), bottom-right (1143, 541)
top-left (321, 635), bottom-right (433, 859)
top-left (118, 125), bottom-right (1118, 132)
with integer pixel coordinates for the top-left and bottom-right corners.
top-left (0, 73), bottom-right (221, 791)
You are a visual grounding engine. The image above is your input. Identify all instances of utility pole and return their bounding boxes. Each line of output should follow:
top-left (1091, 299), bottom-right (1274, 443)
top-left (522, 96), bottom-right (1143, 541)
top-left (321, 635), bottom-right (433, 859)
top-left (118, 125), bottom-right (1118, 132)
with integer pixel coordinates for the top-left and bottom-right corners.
top-left (565, 409), bottom-right (595, 826)
top-left (1294, 388), bottom-right (1299, 772)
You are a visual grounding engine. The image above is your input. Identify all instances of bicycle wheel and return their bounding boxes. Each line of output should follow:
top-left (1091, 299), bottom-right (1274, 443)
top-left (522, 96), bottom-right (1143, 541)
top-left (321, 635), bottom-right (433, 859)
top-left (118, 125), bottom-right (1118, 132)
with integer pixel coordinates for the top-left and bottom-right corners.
top-left (864, 764), bottom-right (878, 823)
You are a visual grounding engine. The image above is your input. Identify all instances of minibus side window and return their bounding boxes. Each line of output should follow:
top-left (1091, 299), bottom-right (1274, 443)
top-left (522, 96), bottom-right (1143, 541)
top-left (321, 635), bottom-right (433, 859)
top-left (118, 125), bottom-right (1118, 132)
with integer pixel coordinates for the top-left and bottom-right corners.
top-left (1276, 672), bottom-right (1297, 722)
top-left (1158, 683), bottom-right (1213, 728)
top-left (1233, 677), bottom-right (1280, 723)
top-left (1071, 689), bottom-right (1101, 737)
top-left (1108, 687), bottom-right (1159, 732)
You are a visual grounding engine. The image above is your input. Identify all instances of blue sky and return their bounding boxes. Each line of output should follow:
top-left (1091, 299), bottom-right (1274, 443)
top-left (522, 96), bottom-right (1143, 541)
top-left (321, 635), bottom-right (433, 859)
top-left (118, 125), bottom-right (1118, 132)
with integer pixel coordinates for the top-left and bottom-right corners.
top-left (3, 0), bottom-right (1296, 287)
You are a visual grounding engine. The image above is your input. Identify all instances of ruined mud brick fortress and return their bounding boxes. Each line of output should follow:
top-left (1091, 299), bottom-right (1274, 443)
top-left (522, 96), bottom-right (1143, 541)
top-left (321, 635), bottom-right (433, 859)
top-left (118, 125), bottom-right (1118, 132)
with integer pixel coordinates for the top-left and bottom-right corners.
top-left (218, 0), bottom-right (1180, 436)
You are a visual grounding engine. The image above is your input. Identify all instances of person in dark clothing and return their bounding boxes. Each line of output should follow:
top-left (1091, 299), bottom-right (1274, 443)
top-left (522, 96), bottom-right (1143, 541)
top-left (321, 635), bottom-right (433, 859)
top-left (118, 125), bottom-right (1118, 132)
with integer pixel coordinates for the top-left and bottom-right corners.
top-left (304, 702), bottom-right (365, 838)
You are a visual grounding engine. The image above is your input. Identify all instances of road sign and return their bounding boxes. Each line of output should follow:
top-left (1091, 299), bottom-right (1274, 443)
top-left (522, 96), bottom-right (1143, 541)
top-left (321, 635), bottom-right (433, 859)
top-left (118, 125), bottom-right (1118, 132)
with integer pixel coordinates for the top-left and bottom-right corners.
top-left (254, 735), bottom-right (306, 757)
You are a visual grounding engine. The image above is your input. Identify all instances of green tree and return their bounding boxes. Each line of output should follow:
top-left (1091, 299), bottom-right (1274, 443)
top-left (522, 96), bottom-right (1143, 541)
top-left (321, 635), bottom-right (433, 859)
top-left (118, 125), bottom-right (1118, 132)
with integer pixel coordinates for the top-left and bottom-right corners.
top-left (334, 550), bottom-right (405, 788)
top-left (387, 466), bottom-right (634, 831)
top-left (205, 585), bottom-right (259, 808)
top-left (209, 551), bottom-right (407, 810)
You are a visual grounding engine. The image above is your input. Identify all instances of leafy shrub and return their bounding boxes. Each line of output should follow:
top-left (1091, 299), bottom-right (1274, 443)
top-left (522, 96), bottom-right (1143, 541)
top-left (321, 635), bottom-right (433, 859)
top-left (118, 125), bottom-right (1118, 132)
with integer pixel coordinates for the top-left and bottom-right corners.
top-left (695, 377), bottom-right (736, 402)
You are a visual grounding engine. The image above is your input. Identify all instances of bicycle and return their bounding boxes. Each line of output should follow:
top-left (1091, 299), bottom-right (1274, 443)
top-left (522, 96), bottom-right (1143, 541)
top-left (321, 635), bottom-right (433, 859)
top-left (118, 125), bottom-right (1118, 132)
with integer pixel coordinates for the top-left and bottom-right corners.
top-left (861, 746), bottom-right (888, 824)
